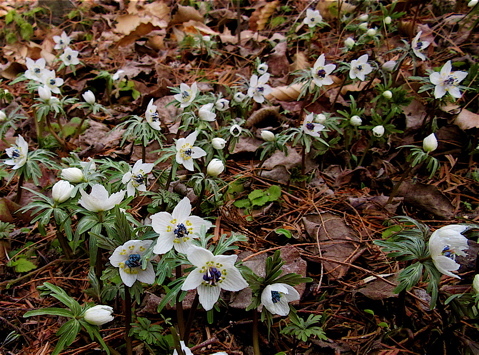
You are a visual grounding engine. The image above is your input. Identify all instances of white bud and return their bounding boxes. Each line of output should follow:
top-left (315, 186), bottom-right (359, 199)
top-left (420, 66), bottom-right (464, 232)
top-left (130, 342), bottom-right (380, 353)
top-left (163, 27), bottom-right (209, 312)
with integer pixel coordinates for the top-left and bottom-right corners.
top-left (350, 115), bottom-right (362, 126)
top-left (366, 28), bottom-right (377, 36)
top-left (359, 22), bottom-right (369, 31)
top-left (230, 124), bottom-right (242, 137)
top-left (84, 305), bottom-right (114, 326)
top-left (52, 180), bottom-right (74, 203)
top-left (344, 37), bottom-right (355, 48)
top-left (468, 0), bottom-right (478, 7)
top-left (207, 158), bottom-right (225, 177)
top-left (261, 130), bottom-right (275, 142)
top-left (38, 86), bottom-right (51, 101)
top-left (473, 274), bottom-right (479, 294)
top-left (422, 133), bottom-right (438, 152)
top-left (0, 111), bottom-right (6, 122)
top-left (358, 14), bottom-right (369, 21)
top-left (382, 60), bottom-right (396, 72)
top-left (315, 114), bottom-right (327, 124)
top-left (382, 90), bottom-right (393, 99)
top-left (372, 125), bottom-right (385, 137)
top-left (215, 99), bottom-right (230, 111)
top-left (384, 16), bottom-right (392, 24)
top-left (234, 92), bottom-right (246, 103)
top-left (61, 167), bottom-right (84, 183)
top-left (82, 90), bottom-right (95, 104)
top-left (257, 63), bottom-right (268, 75)
top-left (212, 137), bottom-right (226, 150)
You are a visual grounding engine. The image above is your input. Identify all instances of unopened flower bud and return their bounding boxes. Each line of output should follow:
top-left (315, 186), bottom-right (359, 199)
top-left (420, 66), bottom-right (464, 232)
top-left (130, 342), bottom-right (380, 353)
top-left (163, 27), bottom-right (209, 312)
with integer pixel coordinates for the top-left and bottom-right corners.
top-left (384, 16), bottom-right (392, 24)
top-left (52, 180), bottom-right (74, 203)
top-left (344, 37), bottom-right (355, 48)
top-left (61, 167), bottom-right (84, 183)
top-left (234, 92), bottom-right (246, 103)
top-left (372, 125), bottom-right (385, 137)
top-left (0, 110), bottom-right (6, 122)
top-left (84, 305), bottom-right (114, 326)
top-left (207, 158), bottom-right (225, 177)
top-left (359, 22), bottom-right (369, 31)
top-left (38, 86), bottom-right (51, 101)
top-left (422, 133), bottom-right (438, 152)
top-left (359, 14), bottom-right (369, 21)
top-left (212, 137), bottom-right (226, 149)
top-left (257, 63), bottom-right (268, 75)
top-left (315, 114), bottom-right (327, 124)
top-left (82, 90), bottom-right (95, 104)
top-left (261, 130), bottom-right (275, 142)
top-left (473, 274), bottom-right (479, 294)
top-left (382, 60), bottom-right (396, 72)
top-left (350, 115), bottom-right (362, 126)
top-left (382, 90), bottom-right (393, 99)
top-left (366, 28), bottom-right (377, 36)
top-left (468, 0), bottom-right (478, 7)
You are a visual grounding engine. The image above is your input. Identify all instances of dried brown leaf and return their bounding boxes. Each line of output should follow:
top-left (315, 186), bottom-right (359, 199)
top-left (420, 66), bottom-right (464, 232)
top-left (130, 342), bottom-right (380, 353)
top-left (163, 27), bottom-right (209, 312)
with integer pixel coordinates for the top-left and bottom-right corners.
top-left (454, 108), bottom-right (479, 130)
top-left (267, 83), bottom-right (303, 101)
top-left (291, 52), bottom-right (309, 71)
top-left (256, 0), bottom-right (279, 31)
top-left (171, 5), bottom-right (203, 25)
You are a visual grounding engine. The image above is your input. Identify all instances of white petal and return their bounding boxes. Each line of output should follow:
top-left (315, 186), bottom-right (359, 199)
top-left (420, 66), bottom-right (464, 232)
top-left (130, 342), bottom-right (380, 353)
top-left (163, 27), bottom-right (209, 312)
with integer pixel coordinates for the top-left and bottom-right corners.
top-left (172, 197), bottom-right (192, 220)
top-left (136, 262), bottom-right (156, 284)
top-left (182, 158), bottom-right (194, 171)
top-left (119, 268), bottom-right (137, 287)
top-left (186, 245), bottom-right (214, 268)
top-left (433, 255), bottom-right (461, 279)
top-left (182, 269), bottom-right (204, 290)
top-left (173, 238), bottom-right (195, 254)
top-left (151, 212), bottom-right (174, 234)
top-left (190, 147), bottom-right (206, 159)
top-left (197, 284), bottom-right (221, 311)
top-left (153, 234), bottom-right (175, 254)
top-left (220, 267), bottom-right (248, 291)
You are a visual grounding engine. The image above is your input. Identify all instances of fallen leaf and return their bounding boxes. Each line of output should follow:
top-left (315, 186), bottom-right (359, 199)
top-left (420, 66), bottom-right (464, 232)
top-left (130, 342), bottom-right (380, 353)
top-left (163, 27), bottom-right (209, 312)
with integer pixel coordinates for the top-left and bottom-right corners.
top-left (454, 108), bottom-right (479, 130)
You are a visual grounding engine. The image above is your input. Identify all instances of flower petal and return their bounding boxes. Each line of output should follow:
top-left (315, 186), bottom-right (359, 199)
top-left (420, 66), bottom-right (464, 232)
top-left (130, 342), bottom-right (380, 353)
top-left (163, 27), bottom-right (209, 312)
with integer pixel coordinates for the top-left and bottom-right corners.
top-left (181, 268), bottom-right (204, 290)
top-left (197, 284), bottom-right (221, 311)
top-left (220, 267), bottom-right (248, 291)
top-left (186, 245), bottom-right (214, 268)
top-left (136, 262), bottom-right (156, 284)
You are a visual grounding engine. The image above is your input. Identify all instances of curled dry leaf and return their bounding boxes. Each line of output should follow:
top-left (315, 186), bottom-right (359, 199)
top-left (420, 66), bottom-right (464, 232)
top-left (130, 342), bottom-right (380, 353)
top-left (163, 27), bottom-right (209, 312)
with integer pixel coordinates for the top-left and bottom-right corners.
top-left (245, 106), bottom-right (283, 128)
top-left (454, 108), bottom-right (479, 130)
top-left (291, 52), bottom-right (310, 72)
top-left (317, 0), bottom-right (356, 21)
top-left (171, 5), bottom-right (204, 25)
top-left (266, 83), bottom-right (303, 101)
top-left (249, 0), bottom-right (279, 31)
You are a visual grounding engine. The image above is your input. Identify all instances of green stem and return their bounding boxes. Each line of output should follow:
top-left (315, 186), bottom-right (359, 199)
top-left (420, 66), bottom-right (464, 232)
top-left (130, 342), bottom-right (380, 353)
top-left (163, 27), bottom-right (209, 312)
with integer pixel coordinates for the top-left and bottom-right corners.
top-left (253, 310), bottom-right (261, 355)
top-left (176, 265), bottom-right (185, 339)
top-left (195, 179), bottom-right (206, 211)
top-left (14, 173), bottom-right (25, 204)
top-left (357, 139), bottom-right (371, 168)
top-left (124, 287), bottom-right (133, 355)
top-left (55, 227), bottom-right (73, 259)
top-left (45, 113), bottom-right (66, 149)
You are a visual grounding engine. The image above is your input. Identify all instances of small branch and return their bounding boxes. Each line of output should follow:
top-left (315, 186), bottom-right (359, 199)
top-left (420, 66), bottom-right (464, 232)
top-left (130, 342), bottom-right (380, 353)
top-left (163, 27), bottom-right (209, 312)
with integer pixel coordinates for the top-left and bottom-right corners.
top-left (124, 287), bottom-right (133, 355)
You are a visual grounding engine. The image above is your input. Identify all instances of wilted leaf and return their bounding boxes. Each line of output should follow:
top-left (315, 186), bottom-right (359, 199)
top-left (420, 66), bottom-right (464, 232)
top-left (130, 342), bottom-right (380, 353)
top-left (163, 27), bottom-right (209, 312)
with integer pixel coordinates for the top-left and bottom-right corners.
top-left (267, 83), bottom-right (303, 101)
top-left (454, 108), bottom-right (479, 130)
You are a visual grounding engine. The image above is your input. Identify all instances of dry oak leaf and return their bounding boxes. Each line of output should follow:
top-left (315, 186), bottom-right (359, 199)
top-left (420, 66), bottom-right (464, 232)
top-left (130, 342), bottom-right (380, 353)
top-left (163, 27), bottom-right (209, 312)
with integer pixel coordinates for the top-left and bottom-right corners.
top-left (171, 4), bottom-right (204, 25)
top-left (454, 108), bottom-right (479, 130)
top-left (266, 83), bottom-right (303, 101)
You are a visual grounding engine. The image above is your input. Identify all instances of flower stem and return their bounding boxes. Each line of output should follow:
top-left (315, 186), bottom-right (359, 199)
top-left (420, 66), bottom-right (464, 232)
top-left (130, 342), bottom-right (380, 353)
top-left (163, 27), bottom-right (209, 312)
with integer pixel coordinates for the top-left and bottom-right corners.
top-left (332, 77), bottom-right (348, 107)
top-left (55, 227), bottom-right (73, 259)
top-left (195, 179), bottom-right (206, 211)
top-left (357, 139), bottom-right (371, 168)
top-left (183, 293), bottom-right (199, 344)
top-left (45, 113), bottom-right (66, 149)
top-left (252, 310), bottom-right (261, 355)
top-left (176, 265), bottom-right (185, 339)
top-left (124, 286), bottom-right (133, 355)
top-left (14, 173), bottom-right (25, 204)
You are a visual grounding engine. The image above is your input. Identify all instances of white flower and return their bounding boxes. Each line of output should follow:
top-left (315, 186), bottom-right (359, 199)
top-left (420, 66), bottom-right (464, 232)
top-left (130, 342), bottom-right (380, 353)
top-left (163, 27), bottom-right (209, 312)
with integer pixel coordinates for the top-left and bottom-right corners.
top-left (5, 135), bottom-right (28, 170)
top-left (24, 58), bottom-right (47, 82)
top-left (84, 305), bottom-right (114, 326)
top-left (79, 184), bottom-right (125, 212)
top-left (473, 274), bottom-right (479, 293)
top-left (41, 70), bottom-right (63, 94)
top-left (382, 60), bottom-right (396, 72)
top-left (302, 113), bottom-right (324, 138)
top-left (411, 31), bottom-right (430, 61)
top-left (358, 14), bottom-right (369, 21)
top-left (261, 283), bottom-right (300, 316)
top-left (384, 16), bottom-right (392, 25)
top-left (53, 31), bottom-right (71, 50)
top-left (247, 74), bottom-right (272, 104)
top-left (382, 90), bottom-right (393, 99)
top-left (109, 240), bottom-right (155, 287)
top-left (174, 82), bottom-right (198, 108)
top-left (229, 124), bottom-right (242, 137)
top-left (0, 111), bottom-right (6, 122)
top-left (175, 131), bottom-right (206, 171)
top-left (429, 61), bottom-right (468, 99)
top-left (112, 69), bottom-right (125, 81)
top-left (233, 92), bottom-right (247, 103)
top-left (344, 37), bottom-right (355, 49)
top-left (173, 341), bottom-right (193, 355)
top-left (52, 180), bottom-right (74, 203)
top-left (122, 159), bottom-right (155, 197)
top-left (359, 22), bottom-right (369, 31)
top-left (59, 47), bottom-right (80, 66)
top-left (314, 113), bottom-right (327, 124)
top-left (61, 167), bottom-right (84, 183)
top-left (350, 115), bottom-right (362, 126)
top-left (429, 225), bottom-right (469, 279)
top-left (469, 0), bottom-right (478, 6)
top-left (261, 130), bottom-right (275, 142)
top-left (151, 197), bottom-right (213, 254)
top-left (207, 158), bottom-right (225, 177)
top-left (423, 133), bottom-right (438, 152)
top-left (38, 86), bottom-right (52, 101)
top-left (145, 99), bottom-right (161, 131)
top-left (212, 137), bottom-right (227, 149)
top-left (303, 8), bottom-right (322, 28)
top-left (372, 125), bottom-right (385, 137)
top-left (82, 90), bottom-right (95, 104)
top-left (181, 245), bottom-right (248, 311)
top-left (311, 54), bottom-right (336, 87)
top-left (349, 54), bottom-right (373, 81)
top-left (199, 103), bottom-right (217, 121)
top-left (215, 99), bottom-right (230, 111)
top-left (366, 28), bottom-right (377, 36)
top-left (257, 63), bottom-right (268, 75)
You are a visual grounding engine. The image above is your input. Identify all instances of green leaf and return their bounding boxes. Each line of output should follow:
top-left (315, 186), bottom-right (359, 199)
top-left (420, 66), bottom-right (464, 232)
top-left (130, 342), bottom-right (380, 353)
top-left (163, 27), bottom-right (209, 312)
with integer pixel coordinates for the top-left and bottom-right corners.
top-left (275, 228), bottom-right (292, 238)
top-left (266, 185), bottom-right (281, 201)
top-left (24, 307), bottom-right (74, 318)
top-left (8, 258), bottom-right (37, 273)
top-left (52, 319), bottom-right (81, 355)
top-left (250, 195), bottom-right (269, 207)
top-left (233, 199), bottom-right (251, 209)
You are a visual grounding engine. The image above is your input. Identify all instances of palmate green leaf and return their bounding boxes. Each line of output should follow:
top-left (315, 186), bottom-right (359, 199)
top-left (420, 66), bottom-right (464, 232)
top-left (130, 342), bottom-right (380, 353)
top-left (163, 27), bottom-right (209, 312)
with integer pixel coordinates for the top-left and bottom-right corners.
top-left (24, 307), bottom-right (74, 318)
top-left (8, 257), bottom-right (37, 273)
top-left (81, 320), bottom-right (111, 355)
top-left (52, 319), bottom-right (81, 355)
top-left (394, 262), bottom-right (423, 294)
top-left (40, 282), bottom-right (82, 315)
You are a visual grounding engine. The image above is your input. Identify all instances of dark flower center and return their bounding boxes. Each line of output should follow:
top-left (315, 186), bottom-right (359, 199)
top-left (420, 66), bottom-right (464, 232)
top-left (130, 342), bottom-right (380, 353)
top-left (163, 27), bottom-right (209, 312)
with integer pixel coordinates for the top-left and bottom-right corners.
top-left (203, 267), bottom-right (222, 286)
top-left (184, 148), bottom-right (192, 156)
top-left (317, 69), bottom-right (327, 78)
top-left (416, 41), bottom-right (423, 49)
top-left (11, 148), bottom-right (20, 158)
top-left (174, 223), bottom-right (189, 238)
top-left (444, 76), bottom-right (457, 86)
top-left (125, 253), bottom-right (142, 268)
top-left (182, 91), bottom-right (190, 99)
top-left (256, 86), bottom-right (264, 93)
top-left (357, 65), bottom-right (363, 71)
top-left (34, 68), bottom-right (41, 74)
top-left (442, 245), bottom-right (455, 259)
top-left (49, 79), bottom-right (56, 85)
top-left (67, 55), bottom-right (72, 60)
top-left (133, 173), bottom-right (144, 185)
top-left (151, 112), bottom-right (159, 122)
top-left (306, 122), bottom-right (315, 131)
top-left (271, 290), bottom-right (281, 303)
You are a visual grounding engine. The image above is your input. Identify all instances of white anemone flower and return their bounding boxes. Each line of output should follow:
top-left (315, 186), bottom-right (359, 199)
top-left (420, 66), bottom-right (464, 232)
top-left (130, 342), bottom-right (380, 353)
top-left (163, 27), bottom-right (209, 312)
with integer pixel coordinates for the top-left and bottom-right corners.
top-left (109, 240), bottom-right (155, 287)
top-left (349, 54), bottom-right (373, 81)
top-left (52, 180), bottom-right (74, 204)
top-left (257, 63), bottom-right (268, 75)
top-left (311, 54), bottom-right (336, 87)
top-left (411, 31), bottom-right (430, 61)
top-left (372, 125), bottom-right (385, 137)
top-left (122, 159), bottom-right (155, 197)
top-left (0, 111), bottom-right (6, 122)
top-left (84, 305), bottom-right (114, 326)
top-left (59, 47), bottom-right (80, 66)
top-left (247, 74), bottom-right (272, 104)
top-left (79, 184), bottom-right (125, 212)
top-left (61, 167), bottom-right (84, 183)
top-left (5, 135), bottom-right (28, 170)
top-left (229, 124), bottom-right (242, 137)
top-left (145, 99), bottom-right (161, 131)
top-left (303, 8), bottom-right (322, 28)
top-left (181, 245), bottom-right (249, 311)
top-left (429, 225), bottom-right (469, 279)
top-left (215, 98), bottom-right (230, 111)
top-left (53, 31), bottom-right (71, 50)
top-left (212, 137), bottom-right (226, 149)
top-left (38, 86), bottom-right (52, 101)
top-left (198, 103), bottom-right (216, 121)
top-left (173, 341), bottom-right (193, 355)
top-left (112, 69), bottom-right (125, 81)
top-left (423, 133), bottom-right (438, 153)
top-left (175, 131), bottom-right (206, 171)
top-left (429, 61), bottom-right (468, 99)
top-left (233, 92), bottom-right (247, 103)
top-left (174, 82), bottom-right (198, 108)
top-left (151, 197), bottom-right (213, 254)
top-left (82, 90), bottom-right (95, 104)
top-left (261, 283), bottom-right (300, 316)
top-left (24, 58), bottom-right (47, 82)
top-left (207, 158), bottom-right (225, 177)
top-left (41, 70), bottom-right (64, 94)
top-left (302, 113), bottom-right (324, 138)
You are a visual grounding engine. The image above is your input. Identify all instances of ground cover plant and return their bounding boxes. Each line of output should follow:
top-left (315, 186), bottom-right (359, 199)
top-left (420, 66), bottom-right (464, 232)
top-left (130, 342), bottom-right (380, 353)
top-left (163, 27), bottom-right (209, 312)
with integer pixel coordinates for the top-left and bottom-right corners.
top-left (2, 0), bottom-right (479, 354)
